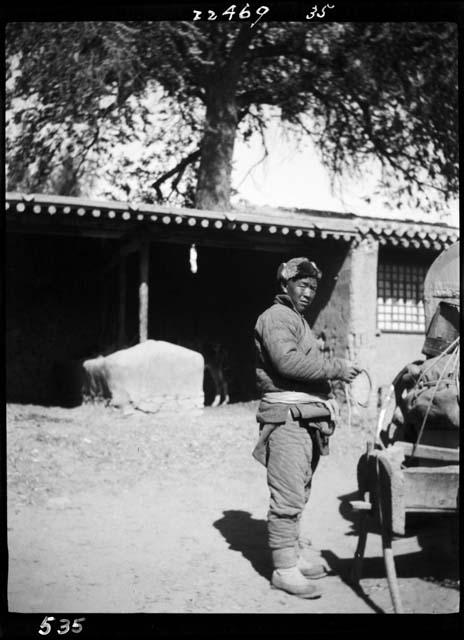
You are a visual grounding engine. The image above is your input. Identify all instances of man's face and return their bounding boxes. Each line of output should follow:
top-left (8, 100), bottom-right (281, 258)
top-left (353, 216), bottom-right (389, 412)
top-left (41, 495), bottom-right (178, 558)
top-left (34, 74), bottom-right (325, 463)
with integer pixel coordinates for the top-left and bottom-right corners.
top-left (282, 276), bottom-right (318, 313)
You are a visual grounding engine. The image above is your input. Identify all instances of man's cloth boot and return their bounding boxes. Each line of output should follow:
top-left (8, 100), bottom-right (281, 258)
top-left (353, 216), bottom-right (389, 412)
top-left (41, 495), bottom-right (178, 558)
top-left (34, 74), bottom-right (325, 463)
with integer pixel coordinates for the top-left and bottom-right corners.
top-left (271, 567), bottom-right (322, 599)
top-left (296, 557), bottom-right (328, 579)
top-left (295, 540), bottom-right (328, 579)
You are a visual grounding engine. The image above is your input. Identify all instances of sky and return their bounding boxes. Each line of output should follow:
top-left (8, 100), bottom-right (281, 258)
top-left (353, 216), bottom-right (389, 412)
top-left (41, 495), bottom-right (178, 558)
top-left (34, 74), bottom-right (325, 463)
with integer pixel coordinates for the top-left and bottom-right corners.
top-left (231, 118), bottom-right (459, 227)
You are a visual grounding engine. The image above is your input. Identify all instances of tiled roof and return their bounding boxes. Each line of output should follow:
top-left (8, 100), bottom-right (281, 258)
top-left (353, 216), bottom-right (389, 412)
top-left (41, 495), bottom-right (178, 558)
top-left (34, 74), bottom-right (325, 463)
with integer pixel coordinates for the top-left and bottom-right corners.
top-left (5, 192), bottom-right (459, 251)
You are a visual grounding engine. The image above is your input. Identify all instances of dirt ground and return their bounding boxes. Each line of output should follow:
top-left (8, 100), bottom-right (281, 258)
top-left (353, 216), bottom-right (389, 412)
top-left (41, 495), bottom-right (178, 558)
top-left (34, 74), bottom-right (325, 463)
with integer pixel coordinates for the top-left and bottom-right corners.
top-left (6, 401), bottom-right (459, 615)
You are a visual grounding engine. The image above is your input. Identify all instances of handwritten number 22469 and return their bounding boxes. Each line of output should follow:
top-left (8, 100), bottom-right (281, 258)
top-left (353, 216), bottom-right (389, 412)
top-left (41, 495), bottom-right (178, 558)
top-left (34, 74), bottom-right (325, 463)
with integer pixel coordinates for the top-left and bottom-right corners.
top-left (193, 5), bottom-right (270, 28)
top-left (38, 616), bottom-right (85, 635)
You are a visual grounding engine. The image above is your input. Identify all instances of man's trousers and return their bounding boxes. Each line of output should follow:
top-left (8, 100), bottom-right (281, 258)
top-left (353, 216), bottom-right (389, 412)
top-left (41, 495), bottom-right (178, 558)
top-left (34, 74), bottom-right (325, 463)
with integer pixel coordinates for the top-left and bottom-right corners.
top-left (265, 413), bottom-right (320, 568)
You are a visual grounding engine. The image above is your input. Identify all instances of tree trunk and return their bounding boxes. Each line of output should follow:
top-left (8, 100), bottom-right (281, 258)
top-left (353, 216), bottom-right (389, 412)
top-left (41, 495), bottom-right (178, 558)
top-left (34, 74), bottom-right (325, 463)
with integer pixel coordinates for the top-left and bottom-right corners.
top-left (195, 26), bottom-right (254, 212)
top-left (194, 85), bottom-right (238, 211)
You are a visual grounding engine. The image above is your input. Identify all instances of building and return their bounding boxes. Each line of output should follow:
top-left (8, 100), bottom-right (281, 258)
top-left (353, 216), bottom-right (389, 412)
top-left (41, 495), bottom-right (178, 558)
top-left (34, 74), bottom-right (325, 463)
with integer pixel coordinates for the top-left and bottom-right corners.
top-left (5, 192), bottom-right (459, 411)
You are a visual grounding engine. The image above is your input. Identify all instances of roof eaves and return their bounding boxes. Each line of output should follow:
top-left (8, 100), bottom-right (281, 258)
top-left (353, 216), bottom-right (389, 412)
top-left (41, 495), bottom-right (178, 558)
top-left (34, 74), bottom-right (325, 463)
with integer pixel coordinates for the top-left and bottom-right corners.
top-left (5, 193), bottom-right (458, 248)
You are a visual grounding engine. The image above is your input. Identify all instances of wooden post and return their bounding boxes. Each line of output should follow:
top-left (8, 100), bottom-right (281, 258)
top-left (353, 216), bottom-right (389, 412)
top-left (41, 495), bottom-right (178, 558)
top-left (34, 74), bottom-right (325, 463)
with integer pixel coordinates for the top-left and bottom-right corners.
top-left (382, 533), bottom-right (403, 613)
top-left (139, 242), bottom-right (149, 343)
top-left (118, 256), bottom-right (127, 348)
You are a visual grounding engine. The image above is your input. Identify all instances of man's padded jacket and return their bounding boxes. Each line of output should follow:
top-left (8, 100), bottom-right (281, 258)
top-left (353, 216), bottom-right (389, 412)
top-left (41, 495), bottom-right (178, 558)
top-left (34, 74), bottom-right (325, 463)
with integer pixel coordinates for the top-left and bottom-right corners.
top-left (254, 294), bottom-right (351, 397)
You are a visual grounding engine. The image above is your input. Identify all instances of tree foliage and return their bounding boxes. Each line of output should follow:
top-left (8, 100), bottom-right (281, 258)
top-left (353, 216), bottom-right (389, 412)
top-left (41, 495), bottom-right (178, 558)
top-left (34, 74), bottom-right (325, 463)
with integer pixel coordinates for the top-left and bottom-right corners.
top-left (6, 21), bottom-right (458, 211)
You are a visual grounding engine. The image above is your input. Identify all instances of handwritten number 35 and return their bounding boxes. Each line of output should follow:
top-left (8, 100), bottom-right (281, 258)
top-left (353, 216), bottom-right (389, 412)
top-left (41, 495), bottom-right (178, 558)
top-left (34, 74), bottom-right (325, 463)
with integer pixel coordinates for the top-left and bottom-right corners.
top-left (38, 616), bottom-right (85, 635)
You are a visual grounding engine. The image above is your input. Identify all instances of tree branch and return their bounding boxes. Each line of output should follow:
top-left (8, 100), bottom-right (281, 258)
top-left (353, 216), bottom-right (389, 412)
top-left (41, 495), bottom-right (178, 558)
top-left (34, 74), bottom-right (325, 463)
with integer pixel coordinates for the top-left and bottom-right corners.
top-left (150, 149), bottom-right (201, 196)
top-left (74, 126), bottom-right (101, 175)
top-left (236, 112), bottom-right (269, 189)
top-left (237, 74), bottom-right (327, 109)
top-left (249, 41), bottom-right (319, 64)
top-left (237, 87), bottom-right (285, 108)
top-left (222, 25), bottom-right (255, 86)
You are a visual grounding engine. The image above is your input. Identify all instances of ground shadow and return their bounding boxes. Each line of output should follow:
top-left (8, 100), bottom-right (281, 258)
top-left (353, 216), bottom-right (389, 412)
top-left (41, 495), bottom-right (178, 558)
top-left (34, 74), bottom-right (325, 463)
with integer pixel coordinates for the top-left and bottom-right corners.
top-left (213, 507), bottom-right (458, 613)
top-left (333, 490), bottom-right (459, 612)
top-left (213, 510), bottom-right (271, 580)
top-left (321, 549), bottom-right (386, 614)
top-left (322, 541), bottom-right (459, 584)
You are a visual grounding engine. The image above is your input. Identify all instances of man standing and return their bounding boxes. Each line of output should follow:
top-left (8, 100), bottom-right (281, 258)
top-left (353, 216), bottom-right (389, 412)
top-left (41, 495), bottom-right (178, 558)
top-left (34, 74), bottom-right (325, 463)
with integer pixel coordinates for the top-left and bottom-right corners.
top-left (253, 257), bottom-right (360, 598)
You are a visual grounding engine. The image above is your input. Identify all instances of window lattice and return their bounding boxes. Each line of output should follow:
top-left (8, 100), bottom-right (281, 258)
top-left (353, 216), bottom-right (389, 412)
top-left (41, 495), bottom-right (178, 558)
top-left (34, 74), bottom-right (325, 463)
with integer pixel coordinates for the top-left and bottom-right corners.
top-left (377, 262), bottom-right (427, 332)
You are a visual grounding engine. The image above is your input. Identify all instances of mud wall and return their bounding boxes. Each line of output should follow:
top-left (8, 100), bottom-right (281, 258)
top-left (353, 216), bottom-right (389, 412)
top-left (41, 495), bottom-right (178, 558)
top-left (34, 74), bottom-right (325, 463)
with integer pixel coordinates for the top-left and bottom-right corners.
top-left (372, 245), bottom-right (438, 393)
top-left (312, 244), bottom-right (352, 360)
top-left (375, 333), bottom-right (425, 389)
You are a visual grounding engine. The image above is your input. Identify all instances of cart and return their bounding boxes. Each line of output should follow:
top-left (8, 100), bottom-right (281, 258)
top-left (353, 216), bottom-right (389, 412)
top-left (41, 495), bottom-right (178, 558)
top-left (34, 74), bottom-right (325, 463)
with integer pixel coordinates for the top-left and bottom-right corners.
top-left (349, 242), bottom-right (460, 613)
top-left (350, 439), bottom-right (459, 613)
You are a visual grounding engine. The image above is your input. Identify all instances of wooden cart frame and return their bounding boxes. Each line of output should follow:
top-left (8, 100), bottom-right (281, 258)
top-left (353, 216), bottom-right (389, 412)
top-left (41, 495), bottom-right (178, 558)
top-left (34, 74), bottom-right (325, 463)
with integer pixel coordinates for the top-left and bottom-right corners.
top-left (350, 440), bottom-right (459, 613)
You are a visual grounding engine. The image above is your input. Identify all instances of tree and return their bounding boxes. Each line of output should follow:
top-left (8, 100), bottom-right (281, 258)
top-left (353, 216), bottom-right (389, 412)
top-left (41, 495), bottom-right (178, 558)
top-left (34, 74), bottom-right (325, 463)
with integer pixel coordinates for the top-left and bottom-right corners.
top-left (6, 21), bottom-right (458, 212)
top-left (6, 22), bottom-right (153, 197)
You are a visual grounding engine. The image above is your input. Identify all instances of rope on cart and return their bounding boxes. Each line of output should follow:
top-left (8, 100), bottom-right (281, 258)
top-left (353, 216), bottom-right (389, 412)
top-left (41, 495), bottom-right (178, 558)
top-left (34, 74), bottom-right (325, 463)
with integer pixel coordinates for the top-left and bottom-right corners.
top-left (410, 337), bottom-right (460, 460)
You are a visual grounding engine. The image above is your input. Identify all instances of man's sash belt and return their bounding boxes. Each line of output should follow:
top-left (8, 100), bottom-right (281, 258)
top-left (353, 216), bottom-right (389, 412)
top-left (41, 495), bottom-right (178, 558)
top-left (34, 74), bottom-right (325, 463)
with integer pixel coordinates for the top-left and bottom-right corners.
top-left (262, 391), bottom-right (340, 423)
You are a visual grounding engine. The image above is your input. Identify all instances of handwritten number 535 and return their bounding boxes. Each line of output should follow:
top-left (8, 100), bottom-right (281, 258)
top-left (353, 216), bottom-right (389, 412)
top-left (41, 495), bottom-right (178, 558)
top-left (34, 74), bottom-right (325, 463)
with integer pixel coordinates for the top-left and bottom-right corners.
top-left (38, 616), bottom-right (86, 635)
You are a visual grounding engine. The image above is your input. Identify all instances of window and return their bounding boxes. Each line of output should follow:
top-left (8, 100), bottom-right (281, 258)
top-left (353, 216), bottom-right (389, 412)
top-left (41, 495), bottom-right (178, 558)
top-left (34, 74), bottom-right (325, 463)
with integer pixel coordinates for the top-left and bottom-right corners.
top-left (377, 261), bottom-right (427, 332)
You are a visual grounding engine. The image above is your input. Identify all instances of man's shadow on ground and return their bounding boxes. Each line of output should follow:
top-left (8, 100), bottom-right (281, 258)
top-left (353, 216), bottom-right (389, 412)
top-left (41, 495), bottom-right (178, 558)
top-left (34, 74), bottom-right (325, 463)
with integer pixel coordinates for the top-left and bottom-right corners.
top-left (213, 510), bottom-right (272, 581)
